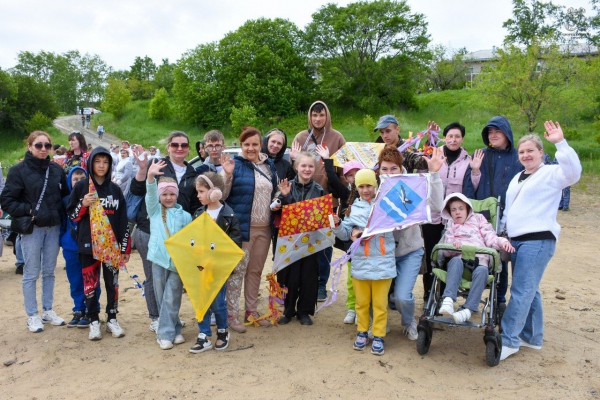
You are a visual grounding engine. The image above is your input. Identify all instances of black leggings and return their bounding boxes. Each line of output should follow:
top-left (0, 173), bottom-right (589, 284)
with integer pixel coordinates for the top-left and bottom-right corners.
top-left (421, 223), bottom-right (445, 296)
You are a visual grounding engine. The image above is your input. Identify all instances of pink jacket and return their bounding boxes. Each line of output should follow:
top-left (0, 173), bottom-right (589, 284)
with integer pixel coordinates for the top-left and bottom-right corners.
top-left (440, 193), bottom-right (508, 267)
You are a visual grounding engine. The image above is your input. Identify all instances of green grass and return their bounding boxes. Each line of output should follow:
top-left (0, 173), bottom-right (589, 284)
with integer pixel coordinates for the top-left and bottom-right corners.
top-left (0, 126), bottom-right (68, 172)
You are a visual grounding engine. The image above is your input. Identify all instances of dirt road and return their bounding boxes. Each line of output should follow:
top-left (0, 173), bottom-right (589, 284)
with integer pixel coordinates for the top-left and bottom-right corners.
top-left (53, 115), bottom-right (121, 149)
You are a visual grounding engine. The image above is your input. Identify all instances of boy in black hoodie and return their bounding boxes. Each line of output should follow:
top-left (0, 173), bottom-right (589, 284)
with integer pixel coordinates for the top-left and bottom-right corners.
top-left (67, 147), bottom-right (131, 341)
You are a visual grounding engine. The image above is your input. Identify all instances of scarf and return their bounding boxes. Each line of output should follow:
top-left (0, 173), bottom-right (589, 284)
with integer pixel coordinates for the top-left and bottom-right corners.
top-left (89, 177), bottom-right (123, 268)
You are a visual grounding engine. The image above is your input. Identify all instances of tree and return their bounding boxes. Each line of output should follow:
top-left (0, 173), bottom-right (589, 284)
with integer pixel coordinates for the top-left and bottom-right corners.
top-left (562, 0), bottom-right (600, 45)
top-left (102, 78), bottom-right (131, 119)
top-left (475, 41), bottom-right (579, 132)
top-left (305, 0), bottom-right (430, 110)
top-left (154, 58), bottom-right (175, 93)
top-left (503, 0), bottom-right (566, 45)
top-left (149, 87), bottom-right (172, 120)
top-left (426, 45), bottom-right (469, 91)
top-left (78, 53), bottom-right (110, 105)
top-left (129, 56), bottom-right (156, 100)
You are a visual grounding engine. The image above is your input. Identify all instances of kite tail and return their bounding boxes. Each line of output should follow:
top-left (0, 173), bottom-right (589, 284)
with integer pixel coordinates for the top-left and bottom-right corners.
top-left (264, 273), bottom-right (288, 325)
top-left (316, 239), bottom-right (361, 313)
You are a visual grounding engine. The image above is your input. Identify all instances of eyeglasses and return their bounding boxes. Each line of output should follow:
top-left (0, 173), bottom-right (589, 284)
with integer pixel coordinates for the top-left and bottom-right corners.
top-left (206, 145), bottom-right (223, 151)
top-left (169, 142), bottom-right (190, 149)
top-left (33, 142), bottom-right (53, 150)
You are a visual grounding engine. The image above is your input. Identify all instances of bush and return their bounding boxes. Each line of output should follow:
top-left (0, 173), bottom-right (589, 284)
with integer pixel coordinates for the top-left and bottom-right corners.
top-left (563, 128), bottom-right (582, 141)
top-left (102, 78), bottom-right (132, 120)
top-left (149, 88), bottom-right (172, 120)
top-left (24, 111), bottom-right (52, 133)
top-left (230, 104), bottom-right (259, 135)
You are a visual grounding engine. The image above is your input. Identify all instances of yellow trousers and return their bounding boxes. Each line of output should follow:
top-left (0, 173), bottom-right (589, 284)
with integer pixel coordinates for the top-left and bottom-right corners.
top-left (352, 278), bottom-right (392, 338)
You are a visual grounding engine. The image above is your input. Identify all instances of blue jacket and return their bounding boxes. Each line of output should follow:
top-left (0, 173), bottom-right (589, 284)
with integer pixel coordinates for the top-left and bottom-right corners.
top-left (227, 156), bottom-right (277, 242)
top-left (462, 116), bottom-right (523, 212)
top-left (60, 166), bottom-right (87, 252)
top-left (333, 198), bottom-right (396, 281)
top-left (145, 181), bottom-right (192, 271)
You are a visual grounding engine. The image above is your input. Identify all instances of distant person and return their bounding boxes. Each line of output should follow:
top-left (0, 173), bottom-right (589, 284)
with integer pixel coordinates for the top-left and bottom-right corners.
top-left (81, 115), bottom-right (85, 128)
top-left (195, 140), bottom-right (206, 163)
top-left (97, 124), bottom-right (104, 141)
top-left (113, 148), bottom-right (134, 196)
top-left (148, 146), bottom-right (161, 160)
top-left (85, 114), bottom-right (91, 129)
top-left (291, 101), bottom-right (346, 302)
top-left (110, 145), bottom-right (120, 167)
top-left (87, 144), bottom-right (93, 152)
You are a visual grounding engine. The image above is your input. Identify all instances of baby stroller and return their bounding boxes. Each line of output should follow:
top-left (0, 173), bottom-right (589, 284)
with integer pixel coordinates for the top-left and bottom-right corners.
top-left (417, 197), bottom-right (503, 367)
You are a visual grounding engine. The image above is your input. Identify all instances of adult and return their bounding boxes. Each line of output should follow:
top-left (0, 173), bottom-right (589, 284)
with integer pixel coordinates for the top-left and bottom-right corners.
top-left (121, 140), bottom-right (133, 157)
top-left (262, 128), bottom-right (295, 182)
top-left (221, 126), bottom-right (278, 332)
top-left (291, 101), bottom-right (346, 301)
top-left (374, 115), bottom-right (429, 173)
top-left (500, 122), bottom-right (581, 361)
top-left (420, 122), bottom-right (484, 300)
top-left (113, 148), bottom-right (134, 196)
top-left (462, 116), bottom-right (523, 314)
top-left (110, 144), bottom-right (120, 167)
top-left (63, 131), bottom-right (90, 174)
top-left (130, 131), bottom-right (200, 332)
top-left (376, 145), bottom-right (444, 341)
top-left (148, 146), bottom-right (161, 161)
top-left (194, 140), bottom-right (206, 163)
top-left (0, 131), bottom-right (69, 332)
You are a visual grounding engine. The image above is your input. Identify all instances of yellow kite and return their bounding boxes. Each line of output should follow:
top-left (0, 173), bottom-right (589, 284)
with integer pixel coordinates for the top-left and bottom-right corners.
top-left (165, 213), bottom-right (245, 322)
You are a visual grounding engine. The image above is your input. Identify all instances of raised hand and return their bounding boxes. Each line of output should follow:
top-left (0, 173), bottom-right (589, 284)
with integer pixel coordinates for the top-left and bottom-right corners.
top-left (133, 145), bottom-right (149, 171)
top-left (220, 153), bottom-right (235, 177)
top-left (147, 159), bottom-right (166, 183)
top-left (544, 121), bottom-right (565, 144)
top-left (278, 178), bottom-right (291, 197)
top-left (426, 120), bottom-right (440, 135)
top-left (469, 149), bottom-right (485, 172)
top-left (424, 146), bottom-right (446, 173)
top-left (315, 144), bottom-right (330, 160)
top-left (290, 141), bottom-right (302, 161)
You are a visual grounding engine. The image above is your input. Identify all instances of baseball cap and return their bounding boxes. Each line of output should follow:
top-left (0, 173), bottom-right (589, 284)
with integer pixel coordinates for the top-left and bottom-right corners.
top-left (373, 115), bottom-right (399, 132)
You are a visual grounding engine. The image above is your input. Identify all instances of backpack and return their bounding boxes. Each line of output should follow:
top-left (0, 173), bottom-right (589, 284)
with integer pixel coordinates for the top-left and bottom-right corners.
top-left (125, 191), bottom-right (143, 223)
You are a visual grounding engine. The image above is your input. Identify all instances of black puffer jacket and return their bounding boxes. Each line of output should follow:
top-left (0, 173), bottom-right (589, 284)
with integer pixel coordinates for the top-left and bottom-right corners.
top-left (261, 129), bottom-right (295, 182)
top-left (279, 178), bottom-right (325, 205)
top-left (129, 157), bottom-right (200, 234)
top-left (0, 151), bottom-right (68, 228)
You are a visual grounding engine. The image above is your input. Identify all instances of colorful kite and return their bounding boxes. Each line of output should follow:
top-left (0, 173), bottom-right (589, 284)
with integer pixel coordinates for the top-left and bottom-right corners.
top-left (165, 213), bottom-right (245, 322)
top-left (331, 142), bottom-right (385, 169)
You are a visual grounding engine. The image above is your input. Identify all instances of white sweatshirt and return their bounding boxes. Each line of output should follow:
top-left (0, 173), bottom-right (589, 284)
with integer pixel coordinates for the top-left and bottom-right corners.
top-left (505, 140), bottom-right (581, 240)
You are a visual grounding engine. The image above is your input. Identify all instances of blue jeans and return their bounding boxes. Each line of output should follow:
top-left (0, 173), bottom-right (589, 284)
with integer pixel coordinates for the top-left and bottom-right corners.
top-left (20, 225), bottom-right (61, 316)
top-left (16, 234), bottom-right (24, 266)
top-left (560, 187), bottom-right (571, 209)
top-left (393, 248), bottom-right (424, 326)
top-left (317, 246), bottom-right (333, 291)
top-left (198, 283), bottom-right (228, 336)
top-left (442, 257), bottom-right (489, 312)
top-left (152, 264), bottom-right (183, 341)
top-left (501, 239), bottom-right (556, 349)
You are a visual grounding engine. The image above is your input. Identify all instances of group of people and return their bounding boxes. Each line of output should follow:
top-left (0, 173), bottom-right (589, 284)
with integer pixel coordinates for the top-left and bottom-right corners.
top-left (0, 100), bottom-right (581, 362)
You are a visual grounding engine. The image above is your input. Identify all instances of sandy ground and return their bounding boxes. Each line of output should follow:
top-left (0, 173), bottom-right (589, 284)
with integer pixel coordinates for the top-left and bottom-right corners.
top-left (1, 180), bottom-right (599, 399)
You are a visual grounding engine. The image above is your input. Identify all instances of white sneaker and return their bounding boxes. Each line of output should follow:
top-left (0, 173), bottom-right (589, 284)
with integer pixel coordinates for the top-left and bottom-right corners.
top-left (210, 313), bottom-right (216, 326)
top-left (439, 297), bottom-right (454, 316)
top-left (189, 333), bottom-right (213, 354)
top-left (157, 339), bottom-right (174, 350)
top-left (106, 319), bottom-right (125, 338)
top-left (89, 321), bottom-right (102, 340)
top-left (343, 310), bottom-right (356, 324)
top-left (179, 319), bottom-right (186, 328)
top-left (27, 315), bottom-right (44, 333)
top-left (174, 334), bottom-right (185, 345)
top-left (453, 309), bottom-right (472, 324)
top-left (149, 318), bottom-right (158, 333)
top-left (41, 310), bottom-right (66, 326)
top-left (500, 346), bottom-right (519, 361)
top-left (519, 339), bottom-right (542, 350)
top-left (403, 320), bottom-right (418, 341)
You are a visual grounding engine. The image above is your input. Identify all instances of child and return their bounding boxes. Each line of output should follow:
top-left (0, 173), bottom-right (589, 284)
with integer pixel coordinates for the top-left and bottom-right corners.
top-left (190, 172), bottom-right (242, 353)
top-left (332, 169), bottom-right (396, 355)
top-left (61, 166), bottom-right (99, 327)
top-left (276, 152), bottom-right (325, 326)
top-left (67, 147), bottom-right (131, 340)
top-left (146, 159), bottom-right (192, 350)
top-left (438, 193), bottom-right (515, 323)
top-left (195, 130), bottom-right (226, 174)
top-left (97, 124), bottom-right (104, 141)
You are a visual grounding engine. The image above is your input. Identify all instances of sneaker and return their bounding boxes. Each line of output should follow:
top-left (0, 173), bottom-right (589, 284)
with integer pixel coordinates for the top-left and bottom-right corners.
top-left (210, 313), bottom-right (216, 326)
top-left (500, 346), bottom-right (519, 361)
top-left (179, 319), bottom-right (186, 328)
top-left (317, 288), bottom-right (327, 302)
top-left (403, 320), bottom-right (418, 341)
top-left (343, 310), bottom-right (357, 324)
top-left (89, 321), bottom-right (102, 340)
top-left (15, 265), bottom-right (23, 275)
top-left (453, 309), bottom-right (472, 324)
top-left (215, 329), bottom-right (230, 351)
top-left (106, 319), bottom-right (125, 338)
top-left (519, 339), bottom-right (542, 350)
top-left (174, 334), bottom-right (185, 345)
top-left (371, 337), bottom-right (385, 356)
top-left (353, 332), bottom-right (369, 351)
top-left (278, 315), bottom-right (292, 325)
top-left (41, 310), bottom-right (66, 326)
top-left (67, 311), bottom-right (83, 328)
top-left (189, 333), bottom-right (212, 354)
top-left (228, 317), bottom-right (247, 334)
top-left (299, 315), bottom-right (313, 326)
top-left (149, 318), bottom-right (159, 333)
top-left (245, 311), bottom-right (271, 327)
top-left (157, 339), bottom-right (174, 350)
top-left (439, 297), bottom-right (455, 316)
top-left (27, 315), bottom-right (44, 333)
top-left (77, 314), bottom-right (91, 328)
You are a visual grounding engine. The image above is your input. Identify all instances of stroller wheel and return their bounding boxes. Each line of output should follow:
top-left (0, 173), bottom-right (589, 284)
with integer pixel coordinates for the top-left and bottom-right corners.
top-left (485, 337), bottom-right (502, 367)
top-left (416, 329), bottom-right (432, 355)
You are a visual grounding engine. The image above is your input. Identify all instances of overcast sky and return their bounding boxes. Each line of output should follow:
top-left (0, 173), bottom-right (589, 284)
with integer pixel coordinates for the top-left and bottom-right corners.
top-left (0, 0), bottom-right (592, 71)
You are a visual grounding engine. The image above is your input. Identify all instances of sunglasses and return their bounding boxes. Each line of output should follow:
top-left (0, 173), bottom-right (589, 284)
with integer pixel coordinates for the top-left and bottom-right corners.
top-left (169, 142), bottom-right (190, 149)
top-left (33, 142), bottom-right (53, 150)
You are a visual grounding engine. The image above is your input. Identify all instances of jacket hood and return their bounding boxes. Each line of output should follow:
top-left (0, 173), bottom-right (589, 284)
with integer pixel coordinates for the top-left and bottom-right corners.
top-left (66, 166), bottom-right (87, 191)
top-left (307, 100), bottom-right (332, 134)
top-left (482, 116), bottom-right (514, 149)
top-left (441, 192), bottom-right (473, 221)
top-left (262, 128), bottom-right (288, 161)
top-left (86, 146), bottom-right (113, 186)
